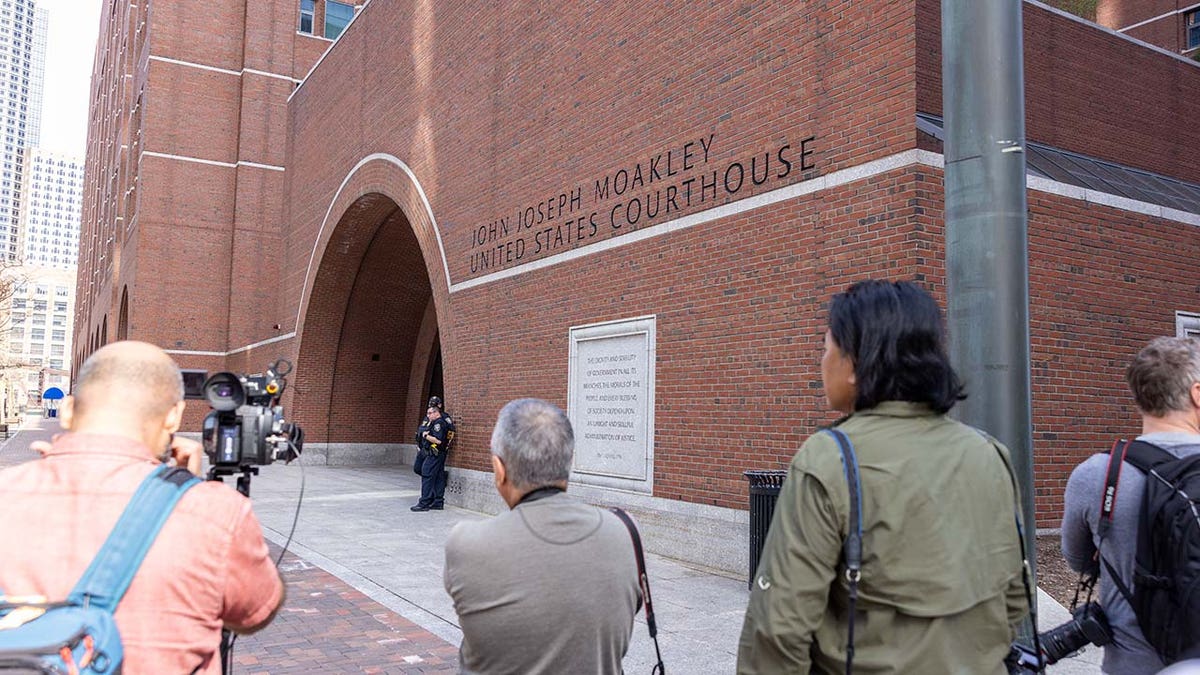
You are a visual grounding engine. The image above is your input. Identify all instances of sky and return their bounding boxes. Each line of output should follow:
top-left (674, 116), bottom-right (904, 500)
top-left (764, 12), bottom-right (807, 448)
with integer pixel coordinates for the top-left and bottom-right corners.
top-left (38, 0), bottom-right (102, 158)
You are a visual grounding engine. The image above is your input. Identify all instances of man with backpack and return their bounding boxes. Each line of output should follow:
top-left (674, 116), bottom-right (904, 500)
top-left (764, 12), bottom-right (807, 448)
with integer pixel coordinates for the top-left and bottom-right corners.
top-left (0, 341), bottom-right (284, 673)
top-left (1061, 336), bottom-right (1200, 672)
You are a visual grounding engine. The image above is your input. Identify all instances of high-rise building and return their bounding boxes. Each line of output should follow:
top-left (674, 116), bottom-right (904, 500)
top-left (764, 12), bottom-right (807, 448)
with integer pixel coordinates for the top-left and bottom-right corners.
top-left (25, 4), bottom-right (44, 149)
top-left (18, 148), bottom-right (81, 269)
top-left (74, 0), bottom-right (354, 375)
top-left (0, 0), bottom-right (47, 261)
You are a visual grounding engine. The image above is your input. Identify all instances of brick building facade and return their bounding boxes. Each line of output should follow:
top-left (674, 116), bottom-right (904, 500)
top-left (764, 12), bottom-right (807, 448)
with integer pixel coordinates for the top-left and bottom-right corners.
top-left (1093, 0), bottom-right (1200, 55)
top-left (73, 0), bottom-right (353, 376)
top-left (79, 0), bottom-right (1200, 573)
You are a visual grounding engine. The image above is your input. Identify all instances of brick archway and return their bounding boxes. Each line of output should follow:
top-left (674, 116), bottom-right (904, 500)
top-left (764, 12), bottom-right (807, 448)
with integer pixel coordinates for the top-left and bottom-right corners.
top-left (291, 156), bottom-right (450, 448)
top-left (117, 288), bottom-right (129, 341)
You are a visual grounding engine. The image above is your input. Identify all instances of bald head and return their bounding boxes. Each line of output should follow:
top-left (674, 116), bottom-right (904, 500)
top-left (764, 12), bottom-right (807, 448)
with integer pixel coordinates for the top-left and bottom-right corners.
top-left (73, 341), bottom-right (184, 422)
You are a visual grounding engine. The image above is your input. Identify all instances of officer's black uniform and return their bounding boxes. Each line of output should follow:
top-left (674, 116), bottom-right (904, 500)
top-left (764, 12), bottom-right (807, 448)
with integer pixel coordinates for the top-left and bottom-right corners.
top-left (412, 397), bottom-right (455, 511)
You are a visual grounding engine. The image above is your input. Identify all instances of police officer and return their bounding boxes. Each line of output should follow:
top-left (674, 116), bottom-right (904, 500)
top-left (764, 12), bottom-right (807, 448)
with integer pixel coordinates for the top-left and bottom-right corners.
top-left (414, 403), bottom-right (433, 477)
top-left (412, 396), bottom-right (455, 511)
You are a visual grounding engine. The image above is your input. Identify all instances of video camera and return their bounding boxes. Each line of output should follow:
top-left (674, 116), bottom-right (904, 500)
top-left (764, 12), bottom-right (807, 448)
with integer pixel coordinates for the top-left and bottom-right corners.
top-left (185, 359), bottom-right (305, 468)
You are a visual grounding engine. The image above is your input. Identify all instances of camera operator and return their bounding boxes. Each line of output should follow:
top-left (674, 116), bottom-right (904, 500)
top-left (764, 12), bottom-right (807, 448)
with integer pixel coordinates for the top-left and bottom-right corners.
top-left (1060, 337), bottom-right (1200, 674)
top-left (0, 341), bottom-right (285, 674)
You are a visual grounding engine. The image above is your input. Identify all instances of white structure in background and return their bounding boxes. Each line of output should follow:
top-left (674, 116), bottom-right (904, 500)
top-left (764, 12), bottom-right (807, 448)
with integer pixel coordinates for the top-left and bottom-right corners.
top-left (1, 267), bottom-right (73, 417)
top-left (0, 148), bottom-right (82, 418)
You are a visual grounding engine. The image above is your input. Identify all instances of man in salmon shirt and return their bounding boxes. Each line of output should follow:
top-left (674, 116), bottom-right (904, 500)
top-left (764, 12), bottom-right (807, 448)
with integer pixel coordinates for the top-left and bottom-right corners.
top-left (0, 341), bottom-right (285, 674)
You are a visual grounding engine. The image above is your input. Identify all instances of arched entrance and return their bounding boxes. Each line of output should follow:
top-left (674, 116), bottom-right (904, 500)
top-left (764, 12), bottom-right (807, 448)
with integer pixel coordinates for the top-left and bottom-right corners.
top-left (291, 191), bottom-right (442, 462)
top-left (117, 288), bottom-right (129, 340)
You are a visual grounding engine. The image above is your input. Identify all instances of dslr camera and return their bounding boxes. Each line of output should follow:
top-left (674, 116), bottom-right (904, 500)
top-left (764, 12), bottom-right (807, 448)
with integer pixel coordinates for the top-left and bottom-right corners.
top-left (185, 359), bottom-right (305, 468)
top-left (1006, 601), bottom-right (1113, 673)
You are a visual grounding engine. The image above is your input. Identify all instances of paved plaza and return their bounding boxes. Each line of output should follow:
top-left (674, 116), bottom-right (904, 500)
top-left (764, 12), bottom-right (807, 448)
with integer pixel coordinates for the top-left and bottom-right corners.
top-left (1, 414), bottom-right (1102, 673)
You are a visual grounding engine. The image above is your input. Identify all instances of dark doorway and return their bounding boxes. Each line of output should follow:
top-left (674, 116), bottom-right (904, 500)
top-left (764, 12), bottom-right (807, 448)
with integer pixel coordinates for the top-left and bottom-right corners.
top-left (425, 342), bottom-right (443, 407)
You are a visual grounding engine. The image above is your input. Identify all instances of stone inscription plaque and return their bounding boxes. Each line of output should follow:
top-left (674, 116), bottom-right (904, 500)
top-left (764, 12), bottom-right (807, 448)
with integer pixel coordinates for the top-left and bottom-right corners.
top-left (568, 316), bottom-right (655, 492)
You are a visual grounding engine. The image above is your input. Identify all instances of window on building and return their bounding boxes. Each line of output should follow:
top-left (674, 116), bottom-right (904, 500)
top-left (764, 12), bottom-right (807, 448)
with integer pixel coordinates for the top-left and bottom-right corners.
top-left (52, 315), bottom-right (65, 327)
top-left (299, 0), bottom-right (314, 34)
top-left (1189, 10), bottom-right (1200, 50)
top-left (33, 301), bottom-right (45, 311)
top-left (324, 1), bottom-right (353, 39)
top-left (8, 341), bottom-right (20, 353)
top-left (11, 312), bottom-right (24, 325)
top-left (51, 330), bottom-right (64, 342)
top-left (31, 314), bottom-right (44, 326)
top-left (1177, 311), bottom-right (1200, 338)
top-left (30, 329), bottom-right (44, 341)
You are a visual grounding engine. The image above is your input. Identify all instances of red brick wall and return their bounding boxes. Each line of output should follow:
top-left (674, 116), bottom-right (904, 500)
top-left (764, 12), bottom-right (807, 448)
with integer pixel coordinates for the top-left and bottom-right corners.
top-left (77, 0), bottom-right (326, 378)
top-left (1095, 0), bottom-right (1177, 32)
top-left (917, 0), bottom-right (1200, 183)
top-left (1123, 8), bottom-right (1193, 53)
top-left (277, 0), bottom-right (1200, 526)
top-left (283, 0), bottom-right (921, 477)
top-left (79, 0), bottom-right (1200, 529)
top-left (1025, 193), bottom-right (1200, 522)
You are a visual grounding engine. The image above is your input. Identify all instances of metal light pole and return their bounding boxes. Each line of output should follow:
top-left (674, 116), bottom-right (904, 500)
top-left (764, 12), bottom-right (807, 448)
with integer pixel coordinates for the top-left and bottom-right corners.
top-left (941, 0), bottom-right (1038, 587)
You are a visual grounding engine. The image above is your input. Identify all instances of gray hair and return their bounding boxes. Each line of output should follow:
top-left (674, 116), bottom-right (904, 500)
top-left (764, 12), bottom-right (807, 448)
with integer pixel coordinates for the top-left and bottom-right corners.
top-left (1126, 336), bottom-right (1200, 417)
top-left (490, 398), bottom-right (574, 490)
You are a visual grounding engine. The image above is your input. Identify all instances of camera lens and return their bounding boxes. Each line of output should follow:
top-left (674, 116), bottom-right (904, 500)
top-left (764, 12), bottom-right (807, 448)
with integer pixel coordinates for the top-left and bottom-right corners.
top-left (1038, 602), bottom-right (1112, 664)
top-left (202, 372), bottom-right (246, 411)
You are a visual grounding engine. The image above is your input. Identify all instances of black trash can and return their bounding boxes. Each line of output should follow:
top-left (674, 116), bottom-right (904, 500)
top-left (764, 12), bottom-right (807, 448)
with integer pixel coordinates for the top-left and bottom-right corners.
top-left (744, 470), bottom-right (788, 589)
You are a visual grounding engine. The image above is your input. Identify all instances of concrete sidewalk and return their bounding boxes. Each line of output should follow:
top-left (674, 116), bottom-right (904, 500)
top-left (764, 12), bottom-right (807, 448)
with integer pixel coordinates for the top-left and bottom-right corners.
top-left (1, 414), bottom-right (1102, 673)
top-left (246, 460), bottom-right (747, 674)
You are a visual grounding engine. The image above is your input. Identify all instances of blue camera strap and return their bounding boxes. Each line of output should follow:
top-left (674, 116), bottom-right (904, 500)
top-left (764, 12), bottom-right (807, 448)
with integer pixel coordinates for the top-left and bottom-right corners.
top-left (67, 464), bottom-right (201, 611)
top-left (821, 428), bottom-right (862, 675)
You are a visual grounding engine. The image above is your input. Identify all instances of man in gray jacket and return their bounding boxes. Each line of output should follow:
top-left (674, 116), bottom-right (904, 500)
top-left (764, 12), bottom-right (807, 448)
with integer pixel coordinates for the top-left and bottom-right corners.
top-left (1061, 336), bottom-right (1200, 673)
top-left (443, 398), bottom-right (641, 674)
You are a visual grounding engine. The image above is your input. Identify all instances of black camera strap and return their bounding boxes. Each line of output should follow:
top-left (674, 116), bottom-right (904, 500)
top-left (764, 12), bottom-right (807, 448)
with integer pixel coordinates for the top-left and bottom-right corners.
top-left (821, 428), bottom-right (863, 675)
top-left (609, 507), bottom-right (665, 675)
top-left (1093, 439), bottom-right (1133, 608)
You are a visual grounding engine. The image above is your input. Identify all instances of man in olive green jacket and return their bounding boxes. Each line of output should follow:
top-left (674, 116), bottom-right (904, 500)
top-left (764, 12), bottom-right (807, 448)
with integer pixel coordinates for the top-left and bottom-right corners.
top-left (737, 403), bottom-right (1028, 674)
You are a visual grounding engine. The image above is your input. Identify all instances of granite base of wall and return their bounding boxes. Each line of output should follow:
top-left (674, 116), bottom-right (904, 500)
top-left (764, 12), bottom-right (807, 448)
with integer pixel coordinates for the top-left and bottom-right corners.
top-left (177, 435), bottom-right (418, 468)
top-left (302, 443), bottom-right (416, 466)
top-left (446, 466), bottom-right (749, 578)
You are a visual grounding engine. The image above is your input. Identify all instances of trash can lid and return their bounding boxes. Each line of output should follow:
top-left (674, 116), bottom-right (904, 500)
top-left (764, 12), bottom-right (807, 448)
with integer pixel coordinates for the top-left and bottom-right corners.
top-left (742, 470), bottom-right (788, 487)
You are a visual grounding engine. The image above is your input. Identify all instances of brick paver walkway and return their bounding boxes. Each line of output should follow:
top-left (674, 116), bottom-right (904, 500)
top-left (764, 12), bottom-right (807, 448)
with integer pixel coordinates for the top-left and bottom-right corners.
top-left (0, 417), bottom-right (459, 674)
top-left (234, 546), bottom-right (459, 674)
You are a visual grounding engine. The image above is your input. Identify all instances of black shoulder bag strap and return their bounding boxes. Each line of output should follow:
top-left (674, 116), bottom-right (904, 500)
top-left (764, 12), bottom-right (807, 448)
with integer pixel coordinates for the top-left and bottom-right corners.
top-left (821, 428), bottom-right (862, 675)
top-left (985, 433), bottom-right (1046, 673)
top-left (609, 507), bottom-right (665, 675)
